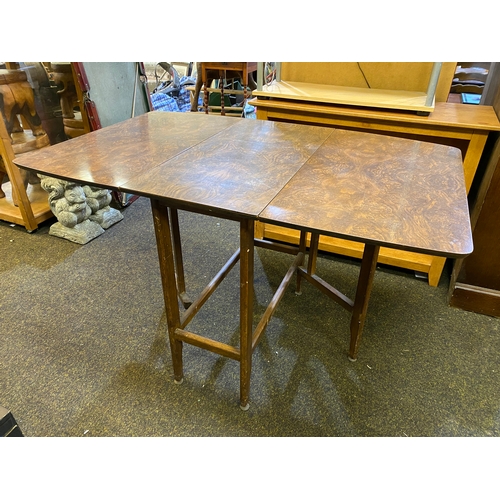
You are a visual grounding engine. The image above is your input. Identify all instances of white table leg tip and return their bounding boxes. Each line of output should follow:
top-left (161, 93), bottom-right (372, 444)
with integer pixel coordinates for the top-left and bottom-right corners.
top-left (174, 378), bottom-right (184, 385)
top-left (240, 403), bottom-right (250, 411)
top-left (348, 356), bottom-right (357, 362)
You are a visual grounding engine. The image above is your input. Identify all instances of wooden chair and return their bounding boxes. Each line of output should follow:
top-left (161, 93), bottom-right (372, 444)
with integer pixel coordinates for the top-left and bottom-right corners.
top-left (450, 62), bottom-right (490, 95)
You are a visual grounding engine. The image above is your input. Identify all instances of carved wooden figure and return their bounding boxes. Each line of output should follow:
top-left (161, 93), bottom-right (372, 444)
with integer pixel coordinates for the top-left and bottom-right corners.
top-left (0, 69), bottom-right (46, 137)
top-left (0, 68), bottom-right (50, 198)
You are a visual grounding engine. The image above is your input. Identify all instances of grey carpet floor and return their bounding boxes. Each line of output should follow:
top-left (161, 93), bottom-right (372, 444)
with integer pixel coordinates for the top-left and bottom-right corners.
top-left (1, 196), bottom-right (499, 437)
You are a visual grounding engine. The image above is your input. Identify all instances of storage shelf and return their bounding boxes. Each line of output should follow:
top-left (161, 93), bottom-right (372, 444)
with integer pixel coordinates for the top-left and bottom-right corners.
top-left (0, 181), bottom-right (52, 229)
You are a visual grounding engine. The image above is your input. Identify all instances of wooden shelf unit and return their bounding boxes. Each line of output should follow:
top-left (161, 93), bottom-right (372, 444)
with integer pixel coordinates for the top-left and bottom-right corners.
top-left (0, 179), bottom-right (53, 229)
top-left (0, 122), bottom-right (53, 232)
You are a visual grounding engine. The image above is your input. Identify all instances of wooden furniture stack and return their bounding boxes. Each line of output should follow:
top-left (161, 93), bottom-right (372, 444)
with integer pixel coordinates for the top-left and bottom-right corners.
top-left (250, 62), bottom-right (500, 286)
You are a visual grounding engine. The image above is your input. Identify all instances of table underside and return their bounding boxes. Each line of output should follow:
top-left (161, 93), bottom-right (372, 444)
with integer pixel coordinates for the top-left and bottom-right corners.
top-left (152, 202), bottom-right (384, 409)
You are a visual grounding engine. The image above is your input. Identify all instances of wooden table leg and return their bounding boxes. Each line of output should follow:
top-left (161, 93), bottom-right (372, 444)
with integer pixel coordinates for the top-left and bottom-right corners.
top-left (169, 208), bottom-right (192, 308)
top-left (296, 230), bottom-right (319, 295)
top-left (295, 230), bottom-right (308, 295)
top-left (151, 199), bottom-right (184, 383)
top-left (307, 232), bottom-right (320, 275)
top-left (349, 244), bottom-right (380, 361)
top-left (239, 218), bottom-right (254, 410)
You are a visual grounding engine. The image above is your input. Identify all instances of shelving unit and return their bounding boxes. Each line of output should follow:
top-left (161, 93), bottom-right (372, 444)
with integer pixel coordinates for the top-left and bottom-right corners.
top-left (0, 114), bottom-right (53, 232)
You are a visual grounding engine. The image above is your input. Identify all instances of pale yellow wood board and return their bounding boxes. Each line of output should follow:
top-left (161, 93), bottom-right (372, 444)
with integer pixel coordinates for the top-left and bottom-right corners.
top-left (278, 62), bottom-right (456, 102)
top-left (253, 81), bottom-right (434, 113)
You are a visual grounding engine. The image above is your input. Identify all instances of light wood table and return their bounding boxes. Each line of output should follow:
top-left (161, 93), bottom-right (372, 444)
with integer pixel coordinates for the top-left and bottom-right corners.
top-left (14, 112), bottom-right (473, 410)
top-left (250, 86), bottom-right (499, 286)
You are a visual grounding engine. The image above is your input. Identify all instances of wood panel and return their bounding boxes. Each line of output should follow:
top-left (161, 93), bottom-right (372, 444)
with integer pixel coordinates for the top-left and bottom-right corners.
top-left (279, 62), bottom-right (456, 102)
top-left (449, 138), bottom-right (500, 315)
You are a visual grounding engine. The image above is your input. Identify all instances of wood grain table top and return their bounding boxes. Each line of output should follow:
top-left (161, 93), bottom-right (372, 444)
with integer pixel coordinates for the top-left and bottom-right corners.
top-left (13, 111), bottom-right (472, 257)
top-left (14, 112), bottom-right (237, 190)
top-left (259, 128), bottom-right (473, 257)
top-left (120, 119), bottom-right (332, 218)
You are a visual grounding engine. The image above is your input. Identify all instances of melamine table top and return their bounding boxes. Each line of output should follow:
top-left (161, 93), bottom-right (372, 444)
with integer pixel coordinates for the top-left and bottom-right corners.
top-left (14, 111), bottom-right (472, 257)
top-left (259, 128), bottom-right (473, 257)
top-left (14, 112), bottom-right (237, 190)
top-left (120, 119), bottom-right (332, 218)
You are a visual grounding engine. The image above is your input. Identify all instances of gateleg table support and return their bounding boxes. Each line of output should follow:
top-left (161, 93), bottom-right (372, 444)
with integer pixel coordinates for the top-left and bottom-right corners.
top-left (151, 200), bottom-right (258, 409)
top-left (295, 231), bottom-right (380, 362)
top-left (169, 207), bottom-right (192, 308)
top-left (151, 199), bottom-right (184, 383)
top-left (349, 244), bottom-right (380, 361)
top-left (239, 218), bottom-right (255, 410)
